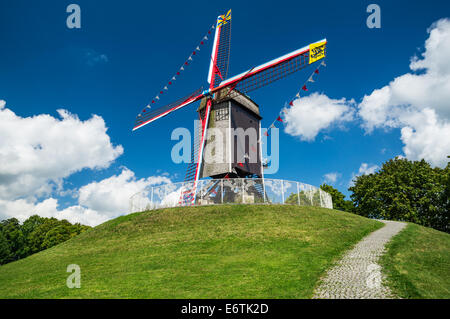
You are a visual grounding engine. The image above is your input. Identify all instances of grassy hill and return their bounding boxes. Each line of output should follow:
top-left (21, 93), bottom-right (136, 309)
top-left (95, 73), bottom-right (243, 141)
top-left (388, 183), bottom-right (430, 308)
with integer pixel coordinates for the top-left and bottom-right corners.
top-left (381, 223), bottom-right (450, 299)
top-left (0, 205), bottom-right (384, 298)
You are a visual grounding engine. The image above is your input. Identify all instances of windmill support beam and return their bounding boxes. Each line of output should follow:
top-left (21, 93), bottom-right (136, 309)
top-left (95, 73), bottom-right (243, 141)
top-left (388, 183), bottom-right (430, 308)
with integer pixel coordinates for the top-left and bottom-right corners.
top-left (192, 98), bottom-right (213, 203)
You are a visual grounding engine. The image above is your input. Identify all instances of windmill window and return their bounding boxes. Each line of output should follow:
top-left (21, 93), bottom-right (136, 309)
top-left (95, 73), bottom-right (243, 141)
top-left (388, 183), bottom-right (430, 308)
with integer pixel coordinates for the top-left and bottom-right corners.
top-left (215, 108), bottom-right (229, 121)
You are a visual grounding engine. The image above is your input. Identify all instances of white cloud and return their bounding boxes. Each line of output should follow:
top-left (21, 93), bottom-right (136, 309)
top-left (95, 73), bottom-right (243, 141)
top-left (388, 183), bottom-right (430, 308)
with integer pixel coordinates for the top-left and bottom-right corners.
top-left (0, 168), bottom-right (171, 226)
top-left (0, 101), bottom-right (123, 200)
top-left (323, 172), bottom-right (340, 184)
top-left (349, 163), bottom-right (379, 187)
top-left (0, 198), bottom-right (108, 227)
top-left (358, 18), bottom-right (450, 167)
top-left (85, 49), bottom-right (109, 66)
top-left (0, 102), bottom-right (174, 226)
top-left (357, 163), bottom-right (379, 176)
top-left (283, 93), bottom-right (355, 141)
top-left (399, 108), bottom-right (450, 165)
top-left (77, 168), bottom-right (171, 220)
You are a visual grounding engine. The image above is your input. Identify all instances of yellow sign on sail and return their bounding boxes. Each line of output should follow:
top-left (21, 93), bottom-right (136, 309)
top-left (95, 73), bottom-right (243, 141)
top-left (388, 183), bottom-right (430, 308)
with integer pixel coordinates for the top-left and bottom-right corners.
top-left (309, 41), bottom-right (326, 64)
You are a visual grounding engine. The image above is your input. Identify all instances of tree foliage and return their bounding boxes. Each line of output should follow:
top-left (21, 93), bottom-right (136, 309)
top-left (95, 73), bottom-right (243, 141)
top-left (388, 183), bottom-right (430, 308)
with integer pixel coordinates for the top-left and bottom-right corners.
top-left (0, 215), bottom-right (90, 265)
top-left (320, 184), bottom-right (354, 212)
top-left (350, 157), bottom-right (449, 233)
top-left (285, 190), bottom-right (322, 207)
top-left (284, 185), bottom-right (352, 211)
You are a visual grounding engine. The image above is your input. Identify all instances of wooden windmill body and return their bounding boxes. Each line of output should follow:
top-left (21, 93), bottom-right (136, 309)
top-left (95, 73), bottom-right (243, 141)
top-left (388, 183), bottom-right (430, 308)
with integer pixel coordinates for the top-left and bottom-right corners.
top-left (198, 90), bottom-right (263, 179)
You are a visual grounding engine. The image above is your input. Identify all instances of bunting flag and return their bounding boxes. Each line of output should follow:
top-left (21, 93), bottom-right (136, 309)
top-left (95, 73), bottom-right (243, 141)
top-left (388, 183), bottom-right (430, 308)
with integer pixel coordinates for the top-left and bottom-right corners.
top-left (263, 59), bottom-right (327, 138)
top-left (138, 23), bottom-right (216, 117)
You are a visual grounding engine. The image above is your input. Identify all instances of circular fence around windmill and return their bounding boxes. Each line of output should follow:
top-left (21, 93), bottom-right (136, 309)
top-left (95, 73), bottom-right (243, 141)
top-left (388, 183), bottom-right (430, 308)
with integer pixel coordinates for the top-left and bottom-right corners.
top-left (129, 178), bottom-right (333, 213)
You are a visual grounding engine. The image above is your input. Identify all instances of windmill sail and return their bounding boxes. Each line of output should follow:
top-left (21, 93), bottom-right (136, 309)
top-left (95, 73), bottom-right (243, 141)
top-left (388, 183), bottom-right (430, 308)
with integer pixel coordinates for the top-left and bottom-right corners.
top-left (213, 39), bottom-right (327, 100)
top-left (186, 10), bottom-right (233, 202)
top-left (208, 9), bottom-right (232, 87)
top-left (133, 88), bottom-right (204, 131)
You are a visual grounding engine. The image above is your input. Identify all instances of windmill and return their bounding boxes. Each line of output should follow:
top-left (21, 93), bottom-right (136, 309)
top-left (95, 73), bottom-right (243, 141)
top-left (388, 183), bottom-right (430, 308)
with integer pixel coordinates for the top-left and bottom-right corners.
top-left (133, 9), bottom-right (327, 206)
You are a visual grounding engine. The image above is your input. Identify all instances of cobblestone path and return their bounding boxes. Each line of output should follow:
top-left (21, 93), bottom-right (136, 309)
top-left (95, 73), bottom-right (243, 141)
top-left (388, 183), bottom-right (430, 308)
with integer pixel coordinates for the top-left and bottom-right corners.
top-left (313, 220), bottom-right (406, 299)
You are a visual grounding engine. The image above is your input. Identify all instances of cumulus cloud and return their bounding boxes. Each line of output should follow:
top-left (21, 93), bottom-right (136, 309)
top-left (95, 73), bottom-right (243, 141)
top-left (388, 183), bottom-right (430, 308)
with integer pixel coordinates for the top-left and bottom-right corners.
top-left (0, 101), bottom-right (123, 200)
top-left (78, 168), bottom-right (171, 220)
top-left (349, 163), bottom-right (379, 187)
top-left (283, 93), bottom-right (355, 141)
top-left (358, 18), bottom-right (450, 167)
top-left (323, 172), bottom-right (340, 184)
top-left (0, 198), bottom-right (108, 227)
top-left (399, 108), bottom-right (450, 165)
top-left (0, 168), bottom-right (171, 226)
top-left (357, 163), bottom-right (379, 176)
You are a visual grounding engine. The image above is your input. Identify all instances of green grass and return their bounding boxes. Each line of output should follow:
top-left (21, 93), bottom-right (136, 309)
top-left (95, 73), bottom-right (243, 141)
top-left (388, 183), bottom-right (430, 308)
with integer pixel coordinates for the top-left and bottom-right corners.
top-left (0, 205), bottom-right (383, 298)
top-left (381, 223), bottom-right (450, 299)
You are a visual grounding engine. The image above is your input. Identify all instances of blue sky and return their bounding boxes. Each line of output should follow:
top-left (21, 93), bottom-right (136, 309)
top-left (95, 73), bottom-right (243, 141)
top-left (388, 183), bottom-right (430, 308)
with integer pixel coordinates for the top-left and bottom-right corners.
top-left (1, 0), bottom-right (449, 224)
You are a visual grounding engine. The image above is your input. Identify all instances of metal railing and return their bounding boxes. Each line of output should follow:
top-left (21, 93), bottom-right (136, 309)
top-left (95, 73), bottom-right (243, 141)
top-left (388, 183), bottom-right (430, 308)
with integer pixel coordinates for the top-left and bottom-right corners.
top-left (129, 178), bottom-right (333, 213)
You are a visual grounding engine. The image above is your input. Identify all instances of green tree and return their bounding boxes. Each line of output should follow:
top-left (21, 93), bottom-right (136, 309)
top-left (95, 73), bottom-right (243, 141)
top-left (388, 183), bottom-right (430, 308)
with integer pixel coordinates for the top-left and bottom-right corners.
top-left (0, 215), bottom-right (91, 265)
top-left (0, 231), bottom-right (13, 264)
top-left (42, 224), bottom-right (72, 249)
top-left (285, 190), bottom-right (313, 206)
top-left (284, 188), bottom-right (326, 207)
top-left (349, 157), bottom-right (449, 233)
top-left (320, 184), bottom-right (354, 212)
top-left (19, 215), bottom-right (46, 256)
top-left (0, 218), bottom-right (25, 260)
top-left (27, 218), bottom-right (62, 253)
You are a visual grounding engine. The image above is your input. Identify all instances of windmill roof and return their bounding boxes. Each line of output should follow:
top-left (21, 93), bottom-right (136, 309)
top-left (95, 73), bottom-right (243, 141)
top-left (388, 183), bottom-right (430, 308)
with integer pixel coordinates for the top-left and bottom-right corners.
top-left (198, 88), bottom-right (261, 118)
